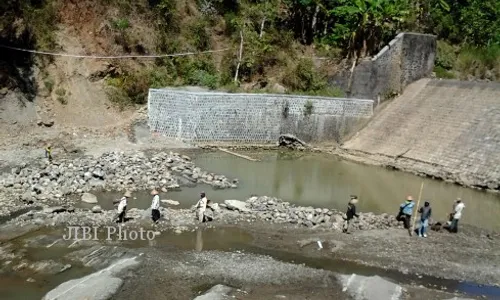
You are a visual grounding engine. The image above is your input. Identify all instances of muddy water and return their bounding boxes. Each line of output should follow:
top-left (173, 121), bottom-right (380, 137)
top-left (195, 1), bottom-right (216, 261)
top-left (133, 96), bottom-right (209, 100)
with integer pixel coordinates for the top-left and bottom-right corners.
top-left (83, 151), bottom-right (500, 230)
top-left (4, 227), bottom-right (499, 300)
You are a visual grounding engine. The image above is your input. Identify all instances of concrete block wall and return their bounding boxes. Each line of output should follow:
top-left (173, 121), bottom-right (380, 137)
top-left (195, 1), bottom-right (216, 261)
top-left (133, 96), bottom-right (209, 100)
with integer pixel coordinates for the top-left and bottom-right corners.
top-left (148, 89), bottom-right (374, 143)
top-left (331, 32), bottom-right (437, 102)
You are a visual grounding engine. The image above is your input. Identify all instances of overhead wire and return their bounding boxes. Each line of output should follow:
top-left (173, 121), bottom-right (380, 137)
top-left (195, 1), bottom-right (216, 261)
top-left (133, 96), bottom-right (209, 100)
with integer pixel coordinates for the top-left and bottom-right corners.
top-left (0, 44), bottom-right (232, 59)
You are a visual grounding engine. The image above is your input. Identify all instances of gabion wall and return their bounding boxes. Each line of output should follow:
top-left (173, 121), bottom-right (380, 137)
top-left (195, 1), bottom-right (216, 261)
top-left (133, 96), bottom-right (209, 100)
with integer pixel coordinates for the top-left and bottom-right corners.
top-left (148, 89), bottom-right (374, 143)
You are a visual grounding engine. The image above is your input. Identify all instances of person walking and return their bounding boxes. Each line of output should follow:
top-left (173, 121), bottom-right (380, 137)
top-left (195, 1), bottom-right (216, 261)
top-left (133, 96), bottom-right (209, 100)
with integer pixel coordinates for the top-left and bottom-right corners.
top-left (196, 191), bottom-right (208, 223)
top-left (397, 196), bottom-right (415, 235)
top-left (418, 201), bottom-right (432, 237)
top-left (343, 195), bottom-right (360, 234)
top-left (449, 198), bottom-right (465, 233)
top-left (151, 189), bottom-right (161, 223)
top-left (116, 191), bottom-right (130, 223)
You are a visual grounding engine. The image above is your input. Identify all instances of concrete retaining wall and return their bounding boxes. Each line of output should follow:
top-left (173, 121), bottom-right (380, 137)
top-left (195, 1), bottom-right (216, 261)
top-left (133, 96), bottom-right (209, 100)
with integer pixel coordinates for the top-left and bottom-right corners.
top-left (331, 33), bottom-right (437, 102)
top-left (343, 79), bottom-right (500, 190)
top-left (148, 89), bottom-right (373, 143)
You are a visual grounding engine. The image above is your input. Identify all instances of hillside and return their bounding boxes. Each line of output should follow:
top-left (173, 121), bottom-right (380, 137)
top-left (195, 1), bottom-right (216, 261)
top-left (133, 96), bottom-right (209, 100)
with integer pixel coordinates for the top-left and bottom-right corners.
top-left (0, 0), bottom-right (498, 138)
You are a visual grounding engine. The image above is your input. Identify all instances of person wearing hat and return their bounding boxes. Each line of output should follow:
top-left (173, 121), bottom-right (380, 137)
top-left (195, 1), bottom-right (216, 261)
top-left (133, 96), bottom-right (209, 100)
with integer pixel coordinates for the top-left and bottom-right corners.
top-left (116, 191), bottom-right (131, 223)
top-left (343, 195), bottom-right (360, 233)
top-left (196, 191), bottom-right (208, 223)
top-left (150, 189), bottom-right (161, 223)
top-left (397, 195), bottom-right (415, 235)
top-left (417, 201), bottom-right (432, 237)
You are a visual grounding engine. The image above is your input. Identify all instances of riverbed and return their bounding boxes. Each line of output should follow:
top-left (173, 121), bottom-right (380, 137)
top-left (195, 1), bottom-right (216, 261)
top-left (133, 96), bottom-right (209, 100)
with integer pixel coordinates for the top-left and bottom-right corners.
top-left (82, 150), bottom-right (500, 230)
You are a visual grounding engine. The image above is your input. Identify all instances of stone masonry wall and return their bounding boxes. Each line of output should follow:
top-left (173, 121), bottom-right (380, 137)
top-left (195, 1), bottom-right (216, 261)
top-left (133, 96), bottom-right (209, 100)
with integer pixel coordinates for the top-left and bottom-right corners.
top-left (330, 32), bottom-right (437, 103)
top-left (148, 89), bottom-right (373, 143)
top-left (343, 79), bottom-right (500, 190)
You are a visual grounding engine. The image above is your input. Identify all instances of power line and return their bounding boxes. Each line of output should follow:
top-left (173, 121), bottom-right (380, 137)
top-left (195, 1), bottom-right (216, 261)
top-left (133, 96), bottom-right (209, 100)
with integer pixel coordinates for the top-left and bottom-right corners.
top-left (0, 44), bottom-right (232, 59)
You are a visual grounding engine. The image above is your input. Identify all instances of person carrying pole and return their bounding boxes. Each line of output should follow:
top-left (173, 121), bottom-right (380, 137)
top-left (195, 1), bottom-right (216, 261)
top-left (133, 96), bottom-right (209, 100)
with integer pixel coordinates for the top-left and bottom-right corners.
top-left (417, 201), bottom-right (432, 237)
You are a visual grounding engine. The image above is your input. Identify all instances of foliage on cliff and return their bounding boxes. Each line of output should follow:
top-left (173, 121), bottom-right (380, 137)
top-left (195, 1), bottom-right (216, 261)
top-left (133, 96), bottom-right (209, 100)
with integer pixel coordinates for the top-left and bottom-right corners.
top-left (0, 0), bottom-right (499, 106)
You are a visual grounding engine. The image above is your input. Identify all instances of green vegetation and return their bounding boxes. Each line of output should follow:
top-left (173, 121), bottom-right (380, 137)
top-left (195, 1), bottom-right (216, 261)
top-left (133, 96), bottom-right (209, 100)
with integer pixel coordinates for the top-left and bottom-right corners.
top-left (0, 0), bottom-right (499, 106)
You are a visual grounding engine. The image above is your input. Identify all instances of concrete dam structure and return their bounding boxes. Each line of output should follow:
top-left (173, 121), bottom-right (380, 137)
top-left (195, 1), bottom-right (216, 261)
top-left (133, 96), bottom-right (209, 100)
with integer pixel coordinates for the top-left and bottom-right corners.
top-left (343, 79), bottom-right (500, 190)
top-left (148, 89), bottom-right (373, 143)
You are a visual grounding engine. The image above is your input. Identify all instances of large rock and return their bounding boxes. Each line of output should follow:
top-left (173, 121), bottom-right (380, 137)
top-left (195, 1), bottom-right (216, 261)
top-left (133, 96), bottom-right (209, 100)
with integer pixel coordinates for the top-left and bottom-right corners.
top-left (339, 274), bottom-right (403, 300)
top-left (81, 193), bottom-right (98, 204)
top-left (194, 284), bottom-right (233, 300)
top-left (161, 199), bottom-right (180, 206)
top-left (224, 200), bottom-right (250, 212)
top-left (42, 256), bottom-right (141, 300)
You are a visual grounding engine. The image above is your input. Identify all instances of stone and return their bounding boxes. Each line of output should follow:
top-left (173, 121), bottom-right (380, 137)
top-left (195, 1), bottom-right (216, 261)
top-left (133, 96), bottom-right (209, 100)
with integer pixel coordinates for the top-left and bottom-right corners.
top-left (224, 200), bottom-right (250, 212)
top-left (194, 284), bottom-right (233, 300)
top-left (43, 206), bottom-right (67, 214)
top-left (81, 192), bottom-right (98, 204)
top-left (91, 205), bottom-right (102, 213)
top-left (161, 199), bottom-right (180, 206)
top-left (339, 274), bottom-right (403, 300)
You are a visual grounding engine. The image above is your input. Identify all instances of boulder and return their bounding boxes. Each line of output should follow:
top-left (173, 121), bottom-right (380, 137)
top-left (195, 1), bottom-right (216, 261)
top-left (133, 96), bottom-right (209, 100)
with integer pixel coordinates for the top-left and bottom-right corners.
top-left (339, 274), bottom-right (403, 300)
top-left (224, 200), bottom-right (250, 212)
top-left (91, 205), bottom-right (102, 213)
top-left (161, 199), bottom-right (180, 206)
top-left (81, 193), bottom-right (98, 204)
top-left (194, 284), bottom-right (233, 300)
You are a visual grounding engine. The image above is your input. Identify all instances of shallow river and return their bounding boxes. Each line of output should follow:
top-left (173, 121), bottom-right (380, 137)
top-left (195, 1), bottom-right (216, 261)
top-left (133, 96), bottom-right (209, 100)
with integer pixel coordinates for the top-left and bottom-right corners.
top-left (85, 150), bottom-right (500, 231)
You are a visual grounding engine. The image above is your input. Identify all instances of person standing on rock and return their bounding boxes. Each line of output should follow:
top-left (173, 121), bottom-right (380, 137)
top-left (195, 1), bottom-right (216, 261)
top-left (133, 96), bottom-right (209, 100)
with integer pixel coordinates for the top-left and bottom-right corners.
top-left (151, 189), bottom-right (161, 223)
top-left (196, 191), bottom-right (208, 222)
top-left (116, 191), bottom-right (130, 223)
top-left (343, 195), bottom-right (360, 234)
top-left (449, 198), bottom-right (465, 233)
top-left (417, 201), bottom-right (432, 237)
top-left (397, 196), bottom-right (415, 235)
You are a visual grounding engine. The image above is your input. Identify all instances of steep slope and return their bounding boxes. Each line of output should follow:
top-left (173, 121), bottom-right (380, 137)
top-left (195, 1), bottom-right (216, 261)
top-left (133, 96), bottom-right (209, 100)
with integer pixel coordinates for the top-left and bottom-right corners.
top-left (343, 79), bottom-right (500, 190)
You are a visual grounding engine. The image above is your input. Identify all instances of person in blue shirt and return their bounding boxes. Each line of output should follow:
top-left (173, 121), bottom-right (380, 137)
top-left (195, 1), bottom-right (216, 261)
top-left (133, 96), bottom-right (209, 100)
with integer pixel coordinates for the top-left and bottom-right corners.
top-left (397, 195), bottom-right (415, 235)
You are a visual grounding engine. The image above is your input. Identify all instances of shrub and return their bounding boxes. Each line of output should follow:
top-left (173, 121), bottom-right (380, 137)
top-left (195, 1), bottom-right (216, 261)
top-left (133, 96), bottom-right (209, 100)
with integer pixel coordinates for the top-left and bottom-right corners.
top-left (435, 41), bottom-right (457, 70)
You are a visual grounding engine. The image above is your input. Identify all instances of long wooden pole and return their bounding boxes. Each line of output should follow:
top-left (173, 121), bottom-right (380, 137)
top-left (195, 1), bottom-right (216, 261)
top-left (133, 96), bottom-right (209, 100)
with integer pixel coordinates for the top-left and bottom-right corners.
top-left (412, 182), bottom-right (425, 233)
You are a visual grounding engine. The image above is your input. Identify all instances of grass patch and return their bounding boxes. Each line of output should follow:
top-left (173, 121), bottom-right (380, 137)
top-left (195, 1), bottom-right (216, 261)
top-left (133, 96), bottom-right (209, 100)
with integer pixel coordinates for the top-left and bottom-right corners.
top-left (455, 45), bottom-right (500, 80)
top-left (23, 0), bottom-right (59, 50)
top-left (434, 66), bottom-right (456, 79)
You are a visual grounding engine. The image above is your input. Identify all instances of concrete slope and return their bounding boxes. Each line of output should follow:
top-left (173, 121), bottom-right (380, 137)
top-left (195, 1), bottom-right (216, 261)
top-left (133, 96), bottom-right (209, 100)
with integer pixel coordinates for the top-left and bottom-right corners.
top-left (343, 79), bottom-right (500, 189)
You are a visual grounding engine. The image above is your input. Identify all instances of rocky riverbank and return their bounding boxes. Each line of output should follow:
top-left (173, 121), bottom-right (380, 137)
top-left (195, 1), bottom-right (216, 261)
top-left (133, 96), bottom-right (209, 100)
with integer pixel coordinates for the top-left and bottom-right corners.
top-left (2, 196), bottom-right (404, 234)
top-left (0, 151), bottom-right (236, 218)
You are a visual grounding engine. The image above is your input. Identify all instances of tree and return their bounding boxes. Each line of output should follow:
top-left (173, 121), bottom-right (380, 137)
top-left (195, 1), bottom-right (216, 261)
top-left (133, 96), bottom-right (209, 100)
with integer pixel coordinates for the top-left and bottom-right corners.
top-left (329, 0), bottom-right (410, 58)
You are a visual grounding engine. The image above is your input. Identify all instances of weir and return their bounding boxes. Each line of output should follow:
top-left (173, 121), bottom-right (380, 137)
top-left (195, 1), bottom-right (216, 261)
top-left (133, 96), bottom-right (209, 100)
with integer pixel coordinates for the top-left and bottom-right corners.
top-left (147, 89), bottom-right (374, 143)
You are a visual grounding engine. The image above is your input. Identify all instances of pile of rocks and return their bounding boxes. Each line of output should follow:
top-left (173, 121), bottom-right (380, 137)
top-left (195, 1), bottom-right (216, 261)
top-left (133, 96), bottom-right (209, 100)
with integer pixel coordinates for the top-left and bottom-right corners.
top-left (4, 196), bottom-right (402, 233)
top-left (235, 196), bottom-right (401, 230)
top-left (0, 151), bottom-right (236, 205)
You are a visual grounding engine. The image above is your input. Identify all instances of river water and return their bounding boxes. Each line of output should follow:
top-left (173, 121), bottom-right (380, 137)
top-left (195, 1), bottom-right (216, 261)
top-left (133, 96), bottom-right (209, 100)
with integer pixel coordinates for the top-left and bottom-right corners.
top-left (84, 150), bottom-right (500, 231)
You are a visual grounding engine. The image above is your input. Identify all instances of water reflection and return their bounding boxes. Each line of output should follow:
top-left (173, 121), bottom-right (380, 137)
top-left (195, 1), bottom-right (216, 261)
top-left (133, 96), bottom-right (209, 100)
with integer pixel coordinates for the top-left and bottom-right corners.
top-left (195, 228), bottom-right (203, 251)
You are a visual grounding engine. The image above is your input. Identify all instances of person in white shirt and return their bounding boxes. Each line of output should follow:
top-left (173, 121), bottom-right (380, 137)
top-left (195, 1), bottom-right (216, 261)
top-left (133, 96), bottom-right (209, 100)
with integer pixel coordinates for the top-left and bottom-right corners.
top-left (196, 191), bottom-right (208, 222)
top-left (449, 198), bottom-right (465, 233)
top-left (151, 189), bottom-right (161, 223)
top-left (116, 191), bottom-right (131, 223)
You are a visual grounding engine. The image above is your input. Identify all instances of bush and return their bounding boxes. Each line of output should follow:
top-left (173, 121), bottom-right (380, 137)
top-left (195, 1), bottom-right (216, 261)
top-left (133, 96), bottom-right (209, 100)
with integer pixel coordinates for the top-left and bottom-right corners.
top-left (435, 41), bottom-right (457, 70)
